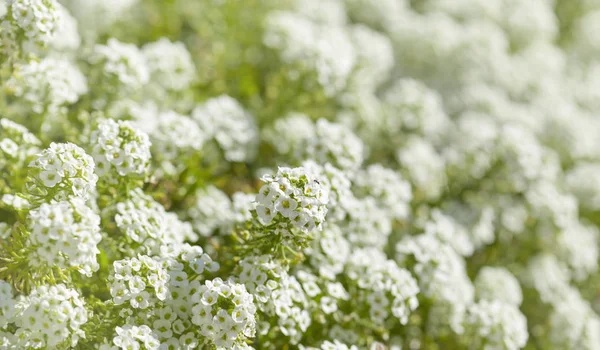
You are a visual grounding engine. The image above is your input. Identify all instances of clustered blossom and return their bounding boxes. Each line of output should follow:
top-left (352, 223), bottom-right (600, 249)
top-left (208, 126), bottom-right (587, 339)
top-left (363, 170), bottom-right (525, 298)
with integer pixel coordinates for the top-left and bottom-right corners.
top-left (188, 186), bottom-right (254, 237)
top-left (192, 95), bottom-right (259, 163)
top-left (255, 166), bottom-right (329, 238)
top-left (89, 119), bottom-right (151, 179)
top-left (305, 224), bottom-right (351, 280)
top-left (396, 234), bottom-right (474, 334)
top-left (345, 248), bottom-right (420, 327)
top-left (547, 288), bottom-right (600, 350)
top-left (0, 119), bottom-right (40, 157)
top-left (264, 116), bottom-right (365, 171)
top-left (142, 38), bottom-right (196, 92)
top-left (353, 164), bottom-right (412, 221)
top-left (347, 24), bottom-right (394, 90)
top-left (3, 57), bottom-right (87, 115)
top-left (109, 255), bottom-right (171, 308)
top-left (462, 300), bottom-right (529, 350)
top-left (27, 142), bottom-right (97, 201)
top-left (49, 4), bottom-right (80, 53)
top-left (190, 278), bottom-right (257, 349)
top-left (27, 198), bottom-right (102, 276)
top-left (0, 119), bottom-right (40, 189)
top-left (114, 188), bottom-right (198, 254)
top-left (102, 245), bottom-right (230, 349)
top-left (299, 160), bottom-right (353, 222)
top-left (0, 281), bottom-right (14, 329)
top-left (396, 136), bottom-right (446, 201)
top-left (12, 284), bottom-right (88, 349)
top-left (381, 78), bottom-right (449, 143)
top-left (188, 186), bottom-right (233, 237)
top-left (474, 267), bottom-right (523, 306)
top-left (88, 38), bottom-right (149, 107)
top-left (0, 0), bottom-right (61, 58)
top-left (236, 256), bottom-right (311, 345)
top-left (108, 245), bottom-right (218, 309)
top-left (294, 269), bottom-right (350, 318)
top-left (142, 110), bottom-right (205, 176)
top-left (109, 324), bottom-right (160, 350)
top-left (301, 340), bottom-right (358, 350)
top-left (263, 11), bottom-right (356, 96)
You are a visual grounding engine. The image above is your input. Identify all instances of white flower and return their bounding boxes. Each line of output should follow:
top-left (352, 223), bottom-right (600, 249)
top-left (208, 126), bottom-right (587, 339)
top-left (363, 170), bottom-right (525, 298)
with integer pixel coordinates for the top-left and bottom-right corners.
top-left (50, 4), bottom-right (80, 52)
top-left (192, 95), bottom-right (258, 163)
top-left (264, 11), bottom-right (356, 95)
top-left (13, 284), bottom-right (88, 349)
top-left (345, 248), bottom-right (420, 326)
top-left (90, 119), bottom-right (151, 179)
top-left (2, 0), bottom-right (61, 57)
top-left (61, 0), bottom-right (139, 35)
top-left (88, 38), bottom-right (149, 106)
top-left (474, 267), bottom-right (523, 306)
top-left (353, 164), bottom-right (412, 221)
top-left (28, 142), bottom-right (97, 201)
top-left (548, 288), bottom-right (600, 350)
top-left (4, 57), bottom-right (87, 115)
top-left (27, 198), bottom-right (102, 276)
top-left (347, 24), bottom-right (394, 90)
top-left (255, 166), bottom-right (329, 237)
top-left (190, 278), bottom-right (257, 348)
top-left (0, 280), bottom-right (15, 329)
top-left (462, 300), bottom-right (528, 350)
top-left (142, 38), bottom-right (196, 91)
top-left (188, 186), bottom-right (233, 237)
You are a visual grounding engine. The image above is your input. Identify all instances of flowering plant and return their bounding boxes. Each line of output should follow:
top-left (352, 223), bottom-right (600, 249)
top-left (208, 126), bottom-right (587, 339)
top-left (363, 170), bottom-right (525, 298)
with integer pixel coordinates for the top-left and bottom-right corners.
top-left (0, 0), bottom-right (599, 349)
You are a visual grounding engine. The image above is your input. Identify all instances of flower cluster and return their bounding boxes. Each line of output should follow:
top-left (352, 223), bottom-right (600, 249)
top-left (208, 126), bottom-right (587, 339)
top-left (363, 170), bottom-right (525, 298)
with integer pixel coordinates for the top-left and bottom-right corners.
top-left (88, 38), bottom-right (149, 107)
top-left (49, 3), bottom-right (80, 53)
top-left (109, 324), bottom-right (159, 350)
top-left (236, 255), bottom-right (311, 345)
top-left (301, 340), bottom-right (358, 350)
top-left (103, 245), bottom-right (225, 349)
top-left (304, 223), bottom-right (351, 280)
top-left (192, 95), bottom-right (258, 163)
top-left (474, 267), bottom-right (523, 306)
top-left (396, 234), bottom-right (474, 334)
top-left (300, 160), bottom-right (353, 223)
top-left (547, 288), bottom-right (600, 350)
top-left (11, 284), bottom-right (87, 349)
top-left (142, 38), bottom-right (196, 92)
top-left (27, 198), bottom-right (102, 276)
top-left (140, 110), bottom-right (204, 177)
top-left (353, 164), bottom-right (412, 221)
top-left (109, 255), bottom-right (171, 308)
top-left (188, 186), bottom-right (255, 238)
top-left (255, 166), bottom-right (329, 240)
top-left (4, 57), bottom-right (87, 116)
top-left (264, 10), bottom-right (356, 96)
top-left (264, 115), bottom-right (364, 171)
top-left (462, 300), bottom-right (529, 350)
top-left (345, 248), bottom-right (420, 328)
top-left (114, 188), bottom-right (198, 254)
top-left (1, 0), bottom-right (61, 59)
top-left (0, 281), bottom-right (14, 329)
top-left (190, 278), bottom-right (257, 349)
top-left (27, 142), bottom-right (97, 201)
top-left (89, 119), bottom-right (151, 180)
top-left (0, 119), bottom-right (40, 193)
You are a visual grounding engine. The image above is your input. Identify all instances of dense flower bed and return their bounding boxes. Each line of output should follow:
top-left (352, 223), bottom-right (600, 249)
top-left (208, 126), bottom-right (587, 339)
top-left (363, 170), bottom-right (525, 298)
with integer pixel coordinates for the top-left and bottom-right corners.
top-left (0, 0), bottom-right (599, 349)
